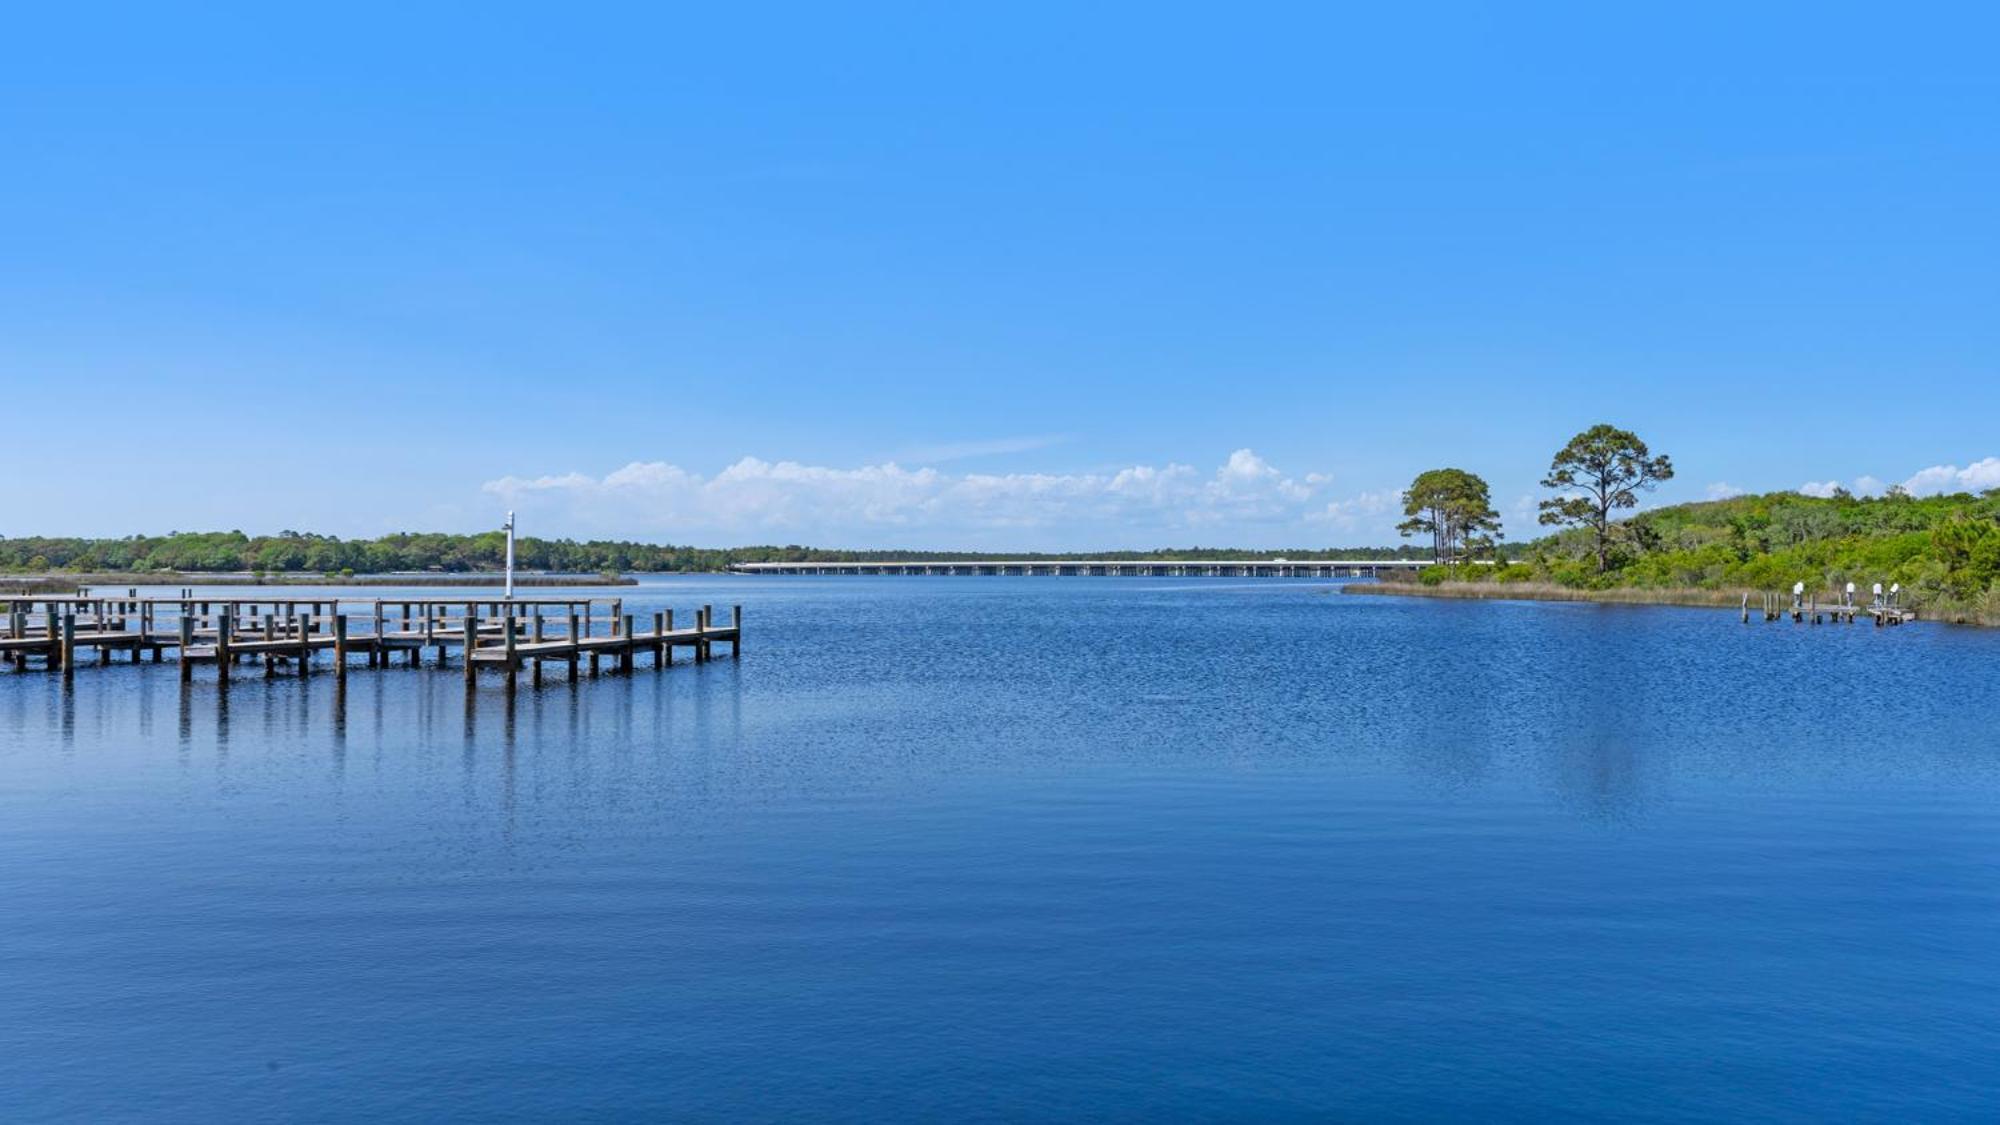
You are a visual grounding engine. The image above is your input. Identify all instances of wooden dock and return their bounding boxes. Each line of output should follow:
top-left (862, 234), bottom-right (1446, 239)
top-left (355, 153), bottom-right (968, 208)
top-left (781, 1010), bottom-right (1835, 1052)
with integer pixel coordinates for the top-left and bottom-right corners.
top-left (1741, 592), bottom-right (1916, 627)
top-left (0, 594), bottom-right (741, 688)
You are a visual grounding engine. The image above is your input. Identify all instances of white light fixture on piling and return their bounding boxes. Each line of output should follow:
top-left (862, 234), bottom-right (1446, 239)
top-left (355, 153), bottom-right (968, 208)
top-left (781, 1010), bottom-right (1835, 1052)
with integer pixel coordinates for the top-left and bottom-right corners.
top-left (504, 510), bottom-right (517, 600)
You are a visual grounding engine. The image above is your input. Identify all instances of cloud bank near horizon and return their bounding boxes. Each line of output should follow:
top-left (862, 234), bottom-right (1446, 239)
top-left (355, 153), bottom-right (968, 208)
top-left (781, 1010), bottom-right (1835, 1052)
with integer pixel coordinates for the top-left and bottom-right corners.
top-left (482, 450), bottom-right (2000, 548)
top-left (484, 449), bottom-right (1400, 547)
top-left (1797, 457), bottom-right (2000, 499)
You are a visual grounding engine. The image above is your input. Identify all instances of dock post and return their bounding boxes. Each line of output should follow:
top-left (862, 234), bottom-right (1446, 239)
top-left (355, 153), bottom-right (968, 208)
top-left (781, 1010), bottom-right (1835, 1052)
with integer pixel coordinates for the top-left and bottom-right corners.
top-left (216, 615), bottom-right (232, 684)
top-left (662, 609), bottom-right (673, 665)
top-left (732, 605), bottom-right (742, 658)
top-left (618, 615), bottom-right (634, 673)
top-left (60, 613), bottom-right (75, 676)
top-left (299, 614), bottom-right (313, 677)
top-left (178, 614), bottom-right (194, 683)
top-left (504, 616), bottom-right (518, 691)
top-left (529, 611), bottom-right (543, 683)
top-left (652, 612), bottom-right (664, 666)
top-left (567, 611), bottom-right (580, 681)
top-left (530, 611), bottom-right (543, 686)
top-left (695, 606), bottom-right (708, 663)
top-left (463, 615), bottom-right (477, 687)
top-left (1740, 593), bottom-right (1749, 624)
top-left (334, 615), bottom-right (348, 679)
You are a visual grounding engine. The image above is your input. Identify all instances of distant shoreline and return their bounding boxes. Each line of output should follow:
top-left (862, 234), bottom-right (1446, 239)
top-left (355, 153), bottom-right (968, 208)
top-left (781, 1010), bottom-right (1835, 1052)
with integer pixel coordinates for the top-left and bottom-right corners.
top-left (0, 572), bottom-right (638, 593)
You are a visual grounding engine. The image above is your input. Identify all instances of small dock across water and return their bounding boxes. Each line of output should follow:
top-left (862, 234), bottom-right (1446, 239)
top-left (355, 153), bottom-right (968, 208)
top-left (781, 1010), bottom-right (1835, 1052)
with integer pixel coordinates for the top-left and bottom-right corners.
top-left (1743, 592), bottom-right (1915, 627)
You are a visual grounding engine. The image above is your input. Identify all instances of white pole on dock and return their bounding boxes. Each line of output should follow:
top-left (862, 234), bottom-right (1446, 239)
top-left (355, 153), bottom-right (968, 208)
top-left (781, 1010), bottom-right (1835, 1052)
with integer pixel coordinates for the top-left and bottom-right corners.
top-left (503, 510), bottom-right (517, 601)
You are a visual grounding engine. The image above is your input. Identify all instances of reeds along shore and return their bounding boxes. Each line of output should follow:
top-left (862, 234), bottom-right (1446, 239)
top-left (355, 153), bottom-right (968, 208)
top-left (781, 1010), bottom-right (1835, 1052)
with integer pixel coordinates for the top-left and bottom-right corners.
top-left (1347, 579), bottom-right (2000, 627)
top-left (1341, 580), bottom-right (1755, 610)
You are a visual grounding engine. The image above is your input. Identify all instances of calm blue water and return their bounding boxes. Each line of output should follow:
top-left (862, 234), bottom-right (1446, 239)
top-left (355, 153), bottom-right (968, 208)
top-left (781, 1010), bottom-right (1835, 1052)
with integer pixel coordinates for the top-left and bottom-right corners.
top-left (4, 577), bottom-right (1999, 1121)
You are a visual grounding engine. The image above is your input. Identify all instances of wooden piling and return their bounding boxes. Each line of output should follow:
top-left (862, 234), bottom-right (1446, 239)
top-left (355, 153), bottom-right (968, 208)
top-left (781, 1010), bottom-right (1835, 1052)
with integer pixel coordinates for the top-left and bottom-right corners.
top-left (462, 615), bottom-right (477, 686)
top-left (504, 616), bottom-right (518, 690)
top-left (567, 611), bottom-right (580, 681)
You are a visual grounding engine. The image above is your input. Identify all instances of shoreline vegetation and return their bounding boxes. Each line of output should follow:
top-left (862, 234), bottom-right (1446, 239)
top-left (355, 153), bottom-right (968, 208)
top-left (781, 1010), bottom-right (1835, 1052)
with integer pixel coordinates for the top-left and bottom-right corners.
top-left (1448, 486), bottom-right (2000, 624)
top-left (0, 531), bottom-right (1430, 581)
top-left (1383, 424), bottom-right (2000, 628)
top-left (1343, 579), bottom-right (1765, 612)
top-left (1372, 488), bottom-right (2000, 627)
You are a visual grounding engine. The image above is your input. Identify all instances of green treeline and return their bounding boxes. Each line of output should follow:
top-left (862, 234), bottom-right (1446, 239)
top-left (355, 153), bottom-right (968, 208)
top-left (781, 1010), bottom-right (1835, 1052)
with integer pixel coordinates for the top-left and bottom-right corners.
top-left (0, 531), bottom-right (1432, 576)
top-left (1401, 423), bottom-right (2000, 624)
top-left (1508, 489), bottom-right (2000, 617)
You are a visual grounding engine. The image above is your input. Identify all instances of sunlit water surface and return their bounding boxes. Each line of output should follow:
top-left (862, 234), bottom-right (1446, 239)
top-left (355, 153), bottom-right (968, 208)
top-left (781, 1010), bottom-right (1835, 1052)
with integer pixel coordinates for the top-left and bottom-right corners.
top-left (4, 577), bottom-right (1999, 1121)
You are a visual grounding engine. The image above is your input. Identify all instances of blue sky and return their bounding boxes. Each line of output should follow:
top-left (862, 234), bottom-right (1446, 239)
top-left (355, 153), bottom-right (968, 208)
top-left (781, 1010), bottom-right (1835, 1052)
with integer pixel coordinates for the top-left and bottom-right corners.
top-left (4, 3), bottom-right (1996, 548)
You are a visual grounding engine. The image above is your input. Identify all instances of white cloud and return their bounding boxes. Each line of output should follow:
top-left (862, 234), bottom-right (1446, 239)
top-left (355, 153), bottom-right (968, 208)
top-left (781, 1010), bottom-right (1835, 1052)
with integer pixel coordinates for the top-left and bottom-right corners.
top-left (1706, 482), bottom-right (1745, 500)
top-left (1310, 489), bottom-right (1399, 528)
top-left (1902, 457), bottom-right (2000, 496)
top-left (483, 449), bottom-right (1382, 545)
top-left (1796, 459), bottom-right (1999, 500)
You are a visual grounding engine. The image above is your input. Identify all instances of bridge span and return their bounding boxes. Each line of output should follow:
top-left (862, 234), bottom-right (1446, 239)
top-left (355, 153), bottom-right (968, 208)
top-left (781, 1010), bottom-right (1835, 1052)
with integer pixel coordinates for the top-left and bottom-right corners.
top-left (729, 559), bottom-right (1431, 578)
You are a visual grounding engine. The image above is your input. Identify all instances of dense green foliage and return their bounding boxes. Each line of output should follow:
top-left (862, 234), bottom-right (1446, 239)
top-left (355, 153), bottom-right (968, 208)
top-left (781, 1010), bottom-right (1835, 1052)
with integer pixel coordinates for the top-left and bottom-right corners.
top-left (1457, 489), bottom-right (2000, 623)
top-left (0, 532), bottom-right (1433, 575)
top-left (1538, 423), bottom-right (1674, 572)
top-left (1398, 468), bottom-right (1501, 562)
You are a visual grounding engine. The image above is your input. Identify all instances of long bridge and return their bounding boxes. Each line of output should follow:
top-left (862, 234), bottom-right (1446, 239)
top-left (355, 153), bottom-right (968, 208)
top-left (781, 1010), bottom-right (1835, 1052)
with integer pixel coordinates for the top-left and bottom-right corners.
top-left (729, 559), bottom-right (1430, 578)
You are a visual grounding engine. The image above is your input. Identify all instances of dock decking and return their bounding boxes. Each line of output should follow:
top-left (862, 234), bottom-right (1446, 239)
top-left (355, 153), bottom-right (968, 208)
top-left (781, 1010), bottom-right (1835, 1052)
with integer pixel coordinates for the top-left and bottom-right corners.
top-left (1741, 592), bottom-right (1916, 627)
top-left (0, 594), bottom-right (740, 688)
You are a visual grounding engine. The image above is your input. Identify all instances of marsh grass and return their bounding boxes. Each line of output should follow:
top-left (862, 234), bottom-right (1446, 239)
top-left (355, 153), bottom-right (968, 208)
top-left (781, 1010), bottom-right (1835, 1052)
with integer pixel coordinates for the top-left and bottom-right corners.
top-left (1350, 578), bottom-right (2000, 626)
